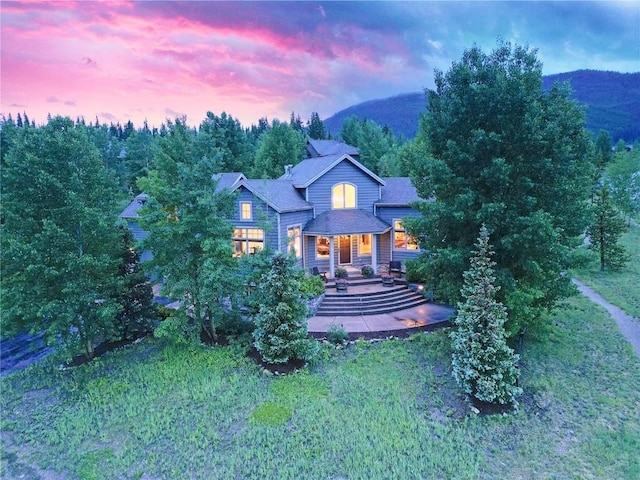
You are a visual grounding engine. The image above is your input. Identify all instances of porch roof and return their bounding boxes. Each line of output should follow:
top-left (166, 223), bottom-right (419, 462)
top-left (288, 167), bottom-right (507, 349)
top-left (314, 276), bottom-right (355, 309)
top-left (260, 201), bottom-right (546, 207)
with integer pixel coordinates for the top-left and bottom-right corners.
top-left (304, 209), bottom-right (391, 236)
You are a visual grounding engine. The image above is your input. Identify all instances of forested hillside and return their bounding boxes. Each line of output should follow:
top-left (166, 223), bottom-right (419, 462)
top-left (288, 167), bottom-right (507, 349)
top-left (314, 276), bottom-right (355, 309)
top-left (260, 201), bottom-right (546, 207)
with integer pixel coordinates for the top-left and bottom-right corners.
top-left (324, 70), bottom-right (640, 142)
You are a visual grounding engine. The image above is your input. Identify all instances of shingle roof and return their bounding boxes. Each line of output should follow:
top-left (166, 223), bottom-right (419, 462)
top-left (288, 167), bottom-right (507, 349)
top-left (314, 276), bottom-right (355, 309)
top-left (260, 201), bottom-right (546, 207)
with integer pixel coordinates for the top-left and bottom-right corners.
top-left (241, 179), bottom-right (312, 213)
top-left (283, 154), bottom-right (385, 188)
top-left (119, 193), bottom-right (149, 219)
top-left (307, 139), bottom-right (359, 157)
top-left (303, 209), bottom-right (391, 236)
top-left (213, 172), bottom-right (245, 191)
top-left (378, 177), bottom-right (421, 205)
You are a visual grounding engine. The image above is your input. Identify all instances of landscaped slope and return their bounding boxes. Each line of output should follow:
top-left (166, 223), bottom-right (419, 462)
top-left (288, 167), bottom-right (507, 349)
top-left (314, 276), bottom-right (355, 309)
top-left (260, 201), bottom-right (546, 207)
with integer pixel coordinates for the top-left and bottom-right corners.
top-left (1, 296), bottom-right (638, 479)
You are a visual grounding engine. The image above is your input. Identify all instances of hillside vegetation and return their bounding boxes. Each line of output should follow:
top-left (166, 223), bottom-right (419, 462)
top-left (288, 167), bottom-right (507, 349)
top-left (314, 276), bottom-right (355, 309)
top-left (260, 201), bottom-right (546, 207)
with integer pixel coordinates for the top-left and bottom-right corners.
top-left (324, 70), bottom-right (640, 141)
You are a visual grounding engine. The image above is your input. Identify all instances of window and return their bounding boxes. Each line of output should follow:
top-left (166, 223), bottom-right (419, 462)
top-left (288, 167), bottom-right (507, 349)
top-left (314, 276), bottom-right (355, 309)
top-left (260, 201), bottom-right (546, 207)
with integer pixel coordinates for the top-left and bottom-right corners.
top-left (359, 234), bottom-right (372, 255)
top-left (316, 236), bottom-right (330, 258)
top-left (332, 183), bottom-right (356, 209)
top-left (288, 225), bottom-right (301, 258)
top-left (233, 227), bottom-right (264, 256)
top-left (393, 220), bottom-right (418, 250)
top-left (240, 201), bottom-right (252, 220)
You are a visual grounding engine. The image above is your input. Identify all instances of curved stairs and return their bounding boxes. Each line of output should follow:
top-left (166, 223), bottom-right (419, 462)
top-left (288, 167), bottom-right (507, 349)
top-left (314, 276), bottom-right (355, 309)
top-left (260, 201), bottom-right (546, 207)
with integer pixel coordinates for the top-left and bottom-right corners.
top-left (317, 276), bottom-right (429, 317)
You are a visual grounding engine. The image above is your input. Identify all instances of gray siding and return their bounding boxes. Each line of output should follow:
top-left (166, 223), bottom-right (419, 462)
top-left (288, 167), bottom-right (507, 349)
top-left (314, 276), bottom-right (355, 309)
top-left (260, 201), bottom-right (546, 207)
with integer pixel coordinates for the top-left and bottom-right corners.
top-left (306, 161), bottom-right (380, 215)
top-left (234, 187), bottom-right (279, 250)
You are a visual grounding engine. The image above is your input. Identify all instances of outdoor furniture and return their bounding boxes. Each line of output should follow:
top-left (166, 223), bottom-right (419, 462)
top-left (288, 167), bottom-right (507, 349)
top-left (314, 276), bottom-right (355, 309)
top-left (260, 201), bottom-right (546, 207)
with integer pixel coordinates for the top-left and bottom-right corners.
top-left (311, 266), bottom-right (327, 282)
top-left (389, 261), bottom-right (403, 277)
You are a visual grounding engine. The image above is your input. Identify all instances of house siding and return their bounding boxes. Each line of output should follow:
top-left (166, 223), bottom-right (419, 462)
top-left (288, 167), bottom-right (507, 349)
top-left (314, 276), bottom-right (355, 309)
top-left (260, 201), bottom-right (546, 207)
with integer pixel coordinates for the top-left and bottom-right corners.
top-left (234, 187), bottom-right (279, 251)
top-left (377, 206), bottom-right (422, 263)
top-left (306, 161), bottom-right (380, 215)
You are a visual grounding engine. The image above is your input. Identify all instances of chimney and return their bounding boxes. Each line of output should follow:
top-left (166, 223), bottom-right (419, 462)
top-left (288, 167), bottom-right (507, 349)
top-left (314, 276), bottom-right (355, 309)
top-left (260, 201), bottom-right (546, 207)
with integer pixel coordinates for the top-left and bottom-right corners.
top-left (284, 164), bottom-right (293, 176)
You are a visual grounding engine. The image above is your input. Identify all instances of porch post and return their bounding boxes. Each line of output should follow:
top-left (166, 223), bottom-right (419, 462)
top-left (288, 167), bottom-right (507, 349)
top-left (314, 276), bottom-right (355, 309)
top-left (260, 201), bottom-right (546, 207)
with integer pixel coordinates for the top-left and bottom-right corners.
top-left (329, 236), bottom-right (335, 278)
top-left (372, 234), bottom-right (378, 274)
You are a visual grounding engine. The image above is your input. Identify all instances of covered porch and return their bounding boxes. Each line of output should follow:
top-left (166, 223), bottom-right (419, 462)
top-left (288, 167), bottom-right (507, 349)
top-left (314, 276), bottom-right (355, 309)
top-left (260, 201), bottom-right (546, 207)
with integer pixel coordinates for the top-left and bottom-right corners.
top-left (302, 209), bottom-right (391, 278)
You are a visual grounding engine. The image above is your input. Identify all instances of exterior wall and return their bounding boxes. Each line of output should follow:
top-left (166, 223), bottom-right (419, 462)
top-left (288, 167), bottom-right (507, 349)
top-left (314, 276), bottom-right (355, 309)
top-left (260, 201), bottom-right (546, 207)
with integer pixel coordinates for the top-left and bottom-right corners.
top-left (376, 206), bottom-right (422, 264)
top-left (279, 209), bottom-right (313, 266)
top-left (234, 187), bottom-right (279, 252)
top-left (306, 161), bottom-right (380, 215)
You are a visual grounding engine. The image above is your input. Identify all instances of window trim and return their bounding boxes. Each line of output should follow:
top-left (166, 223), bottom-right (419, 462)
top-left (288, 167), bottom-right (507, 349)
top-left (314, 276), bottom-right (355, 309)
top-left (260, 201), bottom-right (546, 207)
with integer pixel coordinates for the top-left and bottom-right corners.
top-left (393, 219), bottom-right (419, 251)
top-left (232, 227), bottom-right (264, 256)
top-left (358, 233), bottom-right (372, 255)
top-left (287, 224), bottom-right (302, 258)
top-left (331, 182), bottom-right (357, 209)
top-left (240, 201), bottom-right (252, 220)
top-left (316, 236), bottom-right (330, 259)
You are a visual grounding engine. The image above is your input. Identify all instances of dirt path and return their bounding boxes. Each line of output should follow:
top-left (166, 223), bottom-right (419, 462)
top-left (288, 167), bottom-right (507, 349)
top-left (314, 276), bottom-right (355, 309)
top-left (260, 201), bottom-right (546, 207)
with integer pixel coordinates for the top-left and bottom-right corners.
top-left (572, 278), bottom-right (640, 358)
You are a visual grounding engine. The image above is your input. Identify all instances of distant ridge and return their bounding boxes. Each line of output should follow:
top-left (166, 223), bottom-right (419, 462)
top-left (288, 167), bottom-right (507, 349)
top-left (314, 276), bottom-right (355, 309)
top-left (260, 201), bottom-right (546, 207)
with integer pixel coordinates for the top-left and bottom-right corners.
top-left (324, 70), bottom-right (640, 142)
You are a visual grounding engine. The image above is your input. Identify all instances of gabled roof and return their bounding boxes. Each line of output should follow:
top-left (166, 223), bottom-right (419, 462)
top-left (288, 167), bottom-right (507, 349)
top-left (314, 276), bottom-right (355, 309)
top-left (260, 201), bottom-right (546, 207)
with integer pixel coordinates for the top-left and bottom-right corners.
top-left (282, 153), bottom-right (385, 189)
top-left (377, 177), bottom-right (422, 205)
top-left (307, 139), bottom-right (359, 157)
top-left (120, 193), bottom-right (149, 219)
top-left (304, 209), bottom-right (391, 236)
top-left (213, 172), bottom-right (245, 191)
top-left (236, 179), bottom-right (312, 213)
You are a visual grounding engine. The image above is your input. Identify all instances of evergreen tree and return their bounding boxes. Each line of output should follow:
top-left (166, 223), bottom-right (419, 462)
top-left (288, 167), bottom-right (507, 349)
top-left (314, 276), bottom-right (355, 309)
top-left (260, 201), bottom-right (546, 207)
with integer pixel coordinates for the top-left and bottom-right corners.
top-left (587, 184), bottom-right (630, 271)
top-left (450, 225), bottom-right (522, 405)
top-left (407, 41), bottom-right (595, 334)
top-left (252, 252), bottom-right (318, 364)
top-left (289, 112), bottom-right (304, 132)
top-left (196, 111), bottom-right (253, 173)
top-left (112, 226), bottom-right (156, 340)
top-left (138, 117), bottom-right (238, 344)
top-left (1, 116), bottom-right (125, 359)
top-left (307, 112), bottom-right (326, 140)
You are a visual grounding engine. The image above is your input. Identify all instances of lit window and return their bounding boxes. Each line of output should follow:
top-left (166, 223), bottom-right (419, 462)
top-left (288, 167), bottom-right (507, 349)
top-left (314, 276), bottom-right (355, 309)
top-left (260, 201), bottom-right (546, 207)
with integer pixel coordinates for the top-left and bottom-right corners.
top-left (288, 225), bottom-right (301, 258)
top-left (332, 183), bottom-right (356, 209)
top-left (240, 201), bottom-right (252, 220)
top-left (393, 220), bottom-right (418, 250)
top-left (316, 236), bottom-right (330, 258)
top-left (359, 234), bottom-right (372, 255)
top-left (233, 227), bottom-right (264, 256)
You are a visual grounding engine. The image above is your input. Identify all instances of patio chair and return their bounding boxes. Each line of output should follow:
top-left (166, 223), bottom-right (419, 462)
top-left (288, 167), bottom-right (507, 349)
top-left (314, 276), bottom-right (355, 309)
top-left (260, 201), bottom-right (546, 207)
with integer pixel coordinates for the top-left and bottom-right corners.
top-left (311, 266), bottom-right (327, 282)
top-left (389, 261), bottom-right (403, 277)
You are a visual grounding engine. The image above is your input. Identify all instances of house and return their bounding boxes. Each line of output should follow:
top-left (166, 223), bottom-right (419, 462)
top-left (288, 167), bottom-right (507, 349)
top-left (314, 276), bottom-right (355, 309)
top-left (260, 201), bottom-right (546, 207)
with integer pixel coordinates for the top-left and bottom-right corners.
top-left (120, 139), bottom-right (423, 278)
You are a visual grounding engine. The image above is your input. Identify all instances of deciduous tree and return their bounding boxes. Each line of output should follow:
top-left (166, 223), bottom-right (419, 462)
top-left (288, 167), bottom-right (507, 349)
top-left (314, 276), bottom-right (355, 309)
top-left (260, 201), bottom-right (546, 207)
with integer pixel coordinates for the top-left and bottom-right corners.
top-left (407, 42), bottom-right (595, 334)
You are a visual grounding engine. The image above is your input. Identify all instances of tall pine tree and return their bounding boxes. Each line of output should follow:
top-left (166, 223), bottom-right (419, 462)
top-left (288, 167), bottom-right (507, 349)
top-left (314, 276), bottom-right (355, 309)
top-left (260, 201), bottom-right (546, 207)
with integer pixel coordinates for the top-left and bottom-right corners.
top-left (450, 225), bottom-right (522, 405)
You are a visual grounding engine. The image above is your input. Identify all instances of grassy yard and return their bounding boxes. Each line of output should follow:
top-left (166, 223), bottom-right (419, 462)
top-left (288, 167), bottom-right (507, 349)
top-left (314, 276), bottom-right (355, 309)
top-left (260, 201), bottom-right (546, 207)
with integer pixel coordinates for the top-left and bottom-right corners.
top-left (1, 294), bottom-right (639, 480)
top-left (572, 224), bottom-right (640, 318)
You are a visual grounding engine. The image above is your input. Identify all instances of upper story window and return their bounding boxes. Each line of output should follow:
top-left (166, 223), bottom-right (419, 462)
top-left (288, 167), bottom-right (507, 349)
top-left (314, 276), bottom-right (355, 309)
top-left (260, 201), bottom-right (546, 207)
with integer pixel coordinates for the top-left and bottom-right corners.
top-left (240, 201), bottom-right (252, 220)
top-left (332, 183), bottom-right (356, 209)
top-left (393, 220), bottom-right (418, 251)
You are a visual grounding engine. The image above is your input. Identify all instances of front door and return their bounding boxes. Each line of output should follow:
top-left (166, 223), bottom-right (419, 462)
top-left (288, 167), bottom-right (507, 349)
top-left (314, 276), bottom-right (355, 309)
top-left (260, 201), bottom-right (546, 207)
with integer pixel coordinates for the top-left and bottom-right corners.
top-left (339, 235), bottom-right (351, 264)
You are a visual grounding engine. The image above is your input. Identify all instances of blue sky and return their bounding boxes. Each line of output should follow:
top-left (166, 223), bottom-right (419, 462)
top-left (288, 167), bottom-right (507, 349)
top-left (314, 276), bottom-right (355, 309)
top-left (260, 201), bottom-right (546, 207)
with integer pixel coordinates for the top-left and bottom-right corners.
top-left (2, 1), bottom-right (638, 127)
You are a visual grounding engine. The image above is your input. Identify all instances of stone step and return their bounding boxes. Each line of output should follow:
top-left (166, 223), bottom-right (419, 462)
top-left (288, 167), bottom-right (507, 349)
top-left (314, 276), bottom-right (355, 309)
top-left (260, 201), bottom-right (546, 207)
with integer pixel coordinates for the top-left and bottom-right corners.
top-left (315, 287), bottom-right (429, 317)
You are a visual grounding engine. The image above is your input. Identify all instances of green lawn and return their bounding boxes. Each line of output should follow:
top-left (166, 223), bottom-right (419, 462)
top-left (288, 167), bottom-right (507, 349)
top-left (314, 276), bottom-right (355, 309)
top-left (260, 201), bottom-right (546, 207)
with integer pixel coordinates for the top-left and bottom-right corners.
top-left (572, 224), bottom-right (640, 318)
top-left (2, 294), bottom-right (639, 480)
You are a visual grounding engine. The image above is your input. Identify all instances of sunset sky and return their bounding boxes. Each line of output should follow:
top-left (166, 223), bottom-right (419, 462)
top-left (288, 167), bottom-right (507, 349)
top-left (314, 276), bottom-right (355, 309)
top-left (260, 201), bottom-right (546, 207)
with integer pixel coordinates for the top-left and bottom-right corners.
top-left (2, 1), bottom-right (639, 129)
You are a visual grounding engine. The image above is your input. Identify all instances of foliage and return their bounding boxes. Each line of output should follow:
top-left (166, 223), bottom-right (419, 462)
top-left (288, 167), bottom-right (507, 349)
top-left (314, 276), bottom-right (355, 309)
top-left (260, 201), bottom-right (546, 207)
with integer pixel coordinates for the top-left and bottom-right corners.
top-left (450, 225), bottom-right (522, 405)
top-left (195, 111), bottom-right (254, 173)
top-left (407, 41), bottom-right (595, 335)
top-left (334, 267), bottom-right (349, 279)
top-left (299, 274), bottom-right (326, 299)
top-left (339, 115), bottom-right (400, 174)
top-left (1, 116), bottom-right (127, 359)
top-left (573, 225), bottom-right (640, 318)
top-left (2, 295), bottom-right (639, 479)
top-left (137, 117), bottom-right (238, 344)
top-left (606, 145), bottom-right (640, 223)
top-left (306, 111), bottom-right (326, 140)
top-left (251, 119), bottom-right (306, 178)
top-left (587, 184), bottom-right (630, 271)
top-left (252, 252), bottom-right (318, 364)
top-left (360, 265), bottom-right (374, 278)
top-left (326, 323), bottom-right (349, 345)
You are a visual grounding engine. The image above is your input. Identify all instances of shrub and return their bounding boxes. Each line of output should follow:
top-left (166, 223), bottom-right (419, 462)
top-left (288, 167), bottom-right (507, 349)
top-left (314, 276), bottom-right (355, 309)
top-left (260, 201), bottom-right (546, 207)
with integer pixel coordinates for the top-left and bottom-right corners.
top-left (326, 323), bottom-right (349, 345)
top-left (335, 267), bottom-right (348, 279)
top-left (361, 265), bottom-right (374, 278)
top-left (300, 274), bottom-right (326, 299)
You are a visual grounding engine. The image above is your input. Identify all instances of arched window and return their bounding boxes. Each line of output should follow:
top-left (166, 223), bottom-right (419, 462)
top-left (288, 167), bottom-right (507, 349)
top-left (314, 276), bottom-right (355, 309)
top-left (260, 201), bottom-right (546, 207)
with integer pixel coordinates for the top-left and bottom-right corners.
top-left (332, 183), bottom-right (356, 209)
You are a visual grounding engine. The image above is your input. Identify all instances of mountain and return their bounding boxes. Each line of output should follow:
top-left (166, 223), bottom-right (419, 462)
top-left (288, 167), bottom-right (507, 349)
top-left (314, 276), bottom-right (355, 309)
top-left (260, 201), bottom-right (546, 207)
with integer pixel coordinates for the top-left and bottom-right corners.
top-left (324, 70), bottom-right (640, 142)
